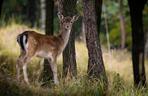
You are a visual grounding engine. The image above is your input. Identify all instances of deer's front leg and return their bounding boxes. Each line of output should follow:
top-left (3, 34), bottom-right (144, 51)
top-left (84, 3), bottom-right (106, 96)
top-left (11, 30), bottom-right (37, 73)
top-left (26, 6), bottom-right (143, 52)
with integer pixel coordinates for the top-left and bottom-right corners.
top-left (48, 58), bottom-right (59, 84)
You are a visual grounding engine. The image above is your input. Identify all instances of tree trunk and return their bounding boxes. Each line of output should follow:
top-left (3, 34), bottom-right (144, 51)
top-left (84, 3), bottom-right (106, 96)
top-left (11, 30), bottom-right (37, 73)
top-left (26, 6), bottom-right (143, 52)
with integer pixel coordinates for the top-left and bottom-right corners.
top-left (39, 0), bottom-right (54, 86)
top-left (27, 0), bottom-right (37, 27)
top-left (58, 0), bottom-right (77, 78)
top-left (40, 0), bottom-right (46, 30)
top-left (83, 0), bottom-right (107, 82)
top-left (128, 0), bottom-right (147, 86)
top-left (0, 0), bottom-right (3, 16)
top-left (119, 0), bottom-right (126, 49)
top-left (45, 0), bottom-right (54, 34)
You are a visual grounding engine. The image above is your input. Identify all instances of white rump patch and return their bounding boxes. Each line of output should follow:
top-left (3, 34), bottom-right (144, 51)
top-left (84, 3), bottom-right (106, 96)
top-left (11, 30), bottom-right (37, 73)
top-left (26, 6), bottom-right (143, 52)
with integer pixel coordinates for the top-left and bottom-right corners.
top-left (23, 35), bottom-right (28, 52)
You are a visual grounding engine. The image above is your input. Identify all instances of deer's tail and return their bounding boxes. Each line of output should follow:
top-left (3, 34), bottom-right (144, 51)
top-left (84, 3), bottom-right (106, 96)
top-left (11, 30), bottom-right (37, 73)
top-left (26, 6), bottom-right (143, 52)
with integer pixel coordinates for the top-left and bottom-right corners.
top-left (17, 32), bottom-right (28, 52)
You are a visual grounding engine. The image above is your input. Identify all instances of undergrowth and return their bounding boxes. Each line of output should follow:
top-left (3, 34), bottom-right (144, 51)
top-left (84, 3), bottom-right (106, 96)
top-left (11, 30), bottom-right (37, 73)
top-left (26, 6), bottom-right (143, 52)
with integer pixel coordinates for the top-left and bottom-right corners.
top-left (0, 22), bottom-right (148, 96)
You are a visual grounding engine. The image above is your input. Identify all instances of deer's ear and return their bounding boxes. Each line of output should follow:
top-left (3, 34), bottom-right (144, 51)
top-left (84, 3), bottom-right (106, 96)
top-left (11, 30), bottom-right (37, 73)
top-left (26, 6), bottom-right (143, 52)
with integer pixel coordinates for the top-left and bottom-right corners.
top-left (72, 15), bottom-right (79, 22)
top-left (58, 12), bottom-right (64, 20)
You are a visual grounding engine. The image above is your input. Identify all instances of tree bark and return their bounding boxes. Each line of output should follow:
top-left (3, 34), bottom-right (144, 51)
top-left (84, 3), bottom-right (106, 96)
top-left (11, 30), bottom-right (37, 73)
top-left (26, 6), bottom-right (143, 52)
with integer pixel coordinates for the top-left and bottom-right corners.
top-left (83, 0), bottom-right (107, 82)
top-left (58, 0), bottom-right (77, 78)
top-left (39, 0), bottom-right (54, 86)
top-left (128, 0), bottom-right (147, 86)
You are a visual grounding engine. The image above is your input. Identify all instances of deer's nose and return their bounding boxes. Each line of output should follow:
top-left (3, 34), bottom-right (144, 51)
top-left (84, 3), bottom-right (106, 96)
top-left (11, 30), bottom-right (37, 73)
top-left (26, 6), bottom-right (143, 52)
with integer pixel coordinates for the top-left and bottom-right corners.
top-left (66, 25), bottom-right (69, 29)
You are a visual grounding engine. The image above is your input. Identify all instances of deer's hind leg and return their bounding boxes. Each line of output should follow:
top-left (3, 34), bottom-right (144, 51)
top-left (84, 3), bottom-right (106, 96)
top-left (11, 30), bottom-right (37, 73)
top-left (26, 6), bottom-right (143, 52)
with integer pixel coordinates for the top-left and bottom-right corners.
top-left (16, 53), bottom-right (26, 82)
top-left (16, 52), bottom-right (32, 85)
top-left (16, 58), bottom-right (21, 82)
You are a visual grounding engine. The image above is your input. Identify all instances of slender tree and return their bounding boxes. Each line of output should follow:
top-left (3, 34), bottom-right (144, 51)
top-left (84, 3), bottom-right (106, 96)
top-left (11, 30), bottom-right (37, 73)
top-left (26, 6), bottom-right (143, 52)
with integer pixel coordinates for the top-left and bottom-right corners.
top-left (58, 0), bottom-right (77, 78)
top-left (40, 0), bottom-right (46, 30)
top-left (39, 0), bottom-right (54, 86)
top-left (119, 0), bottom-right (126, 49)
top-left (83, 0), bottom-right (107, 83)
top-left (128, 0), bottom-right (147, 86)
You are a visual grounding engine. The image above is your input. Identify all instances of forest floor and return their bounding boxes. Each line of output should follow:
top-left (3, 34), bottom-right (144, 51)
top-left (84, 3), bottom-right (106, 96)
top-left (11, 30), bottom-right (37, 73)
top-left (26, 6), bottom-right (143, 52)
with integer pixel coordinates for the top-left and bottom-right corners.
top-left (0, 23), bottom-right (148, 96)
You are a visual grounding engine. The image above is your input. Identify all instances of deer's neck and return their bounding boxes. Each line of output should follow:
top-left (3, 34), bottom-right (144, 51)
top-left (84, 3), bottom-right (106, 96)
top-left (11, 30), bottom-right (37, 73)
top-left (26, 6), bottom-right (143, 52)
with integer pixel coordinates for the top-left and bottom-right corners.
top-left (58, 28), bottom-right (71, 50)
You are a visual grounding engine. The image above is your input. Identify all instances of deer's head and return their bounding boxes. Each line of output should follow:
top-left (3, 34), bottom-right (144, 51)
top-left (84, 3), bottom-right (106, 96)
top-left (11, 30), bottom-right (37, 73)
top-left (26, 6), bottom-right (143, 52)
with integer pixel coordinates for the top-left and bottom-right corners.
top-left (58, 12), bottom-right (79, 31)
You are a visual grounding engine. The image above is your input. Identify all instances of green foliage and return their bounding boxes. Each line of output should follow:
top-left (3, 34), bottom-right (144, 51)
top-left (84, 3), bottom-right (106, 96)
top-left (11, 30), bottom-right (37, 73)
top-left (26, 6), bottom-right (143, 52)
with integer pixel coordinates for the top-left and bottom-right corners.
top-left (101, 0), bottom-right (148, 50)
top-left (100, 0), bottom-right (133, 49)
top-left (109, 20), bottom-right (132, 49)
top-left (76, 0), bottom-right (83, 16)
top-left (53, 16), bottom-right (60, 34)
top-left (0, 16), bottom-right (24, 27)
top-left (143, 5), bottom-right (148, 32)
top-left (109, 23), bottom-right (120, 46)
top-left (2, 0), bottom-right (27, 20)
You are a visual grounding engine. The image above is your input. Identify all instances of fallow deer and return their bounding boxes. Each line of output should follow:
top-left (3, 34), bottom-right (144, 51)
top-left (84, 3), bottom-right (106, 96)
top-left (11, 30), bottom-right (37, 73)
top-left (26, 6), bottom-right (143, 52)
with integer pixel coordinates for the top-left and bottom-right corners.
top-left (16, 13), bottom-right (79, 85)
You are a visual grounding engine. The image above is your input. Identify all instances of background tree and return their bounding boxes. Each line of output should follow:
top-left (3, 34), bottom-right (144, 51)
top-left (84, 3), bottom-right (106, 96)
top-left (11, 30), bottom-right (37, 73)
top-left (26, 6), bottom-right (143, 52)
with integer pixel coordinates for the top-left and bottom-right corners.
top-left (0, 0), bottom-right (3, 16)
top-left (119, 0), bottom-right (126, 49)
top-left (128, 0), bottom-right (147, 86)
top-left (39, 0), bottom-right (54, 86)
top-left (58, 0), bottom-right (77, 78)
top-left (26, 0), bottom-right (38, 27)
top-left (83, 0), bottom-right (107, 83)
top-left (102, 0), bottom-right (132, 50)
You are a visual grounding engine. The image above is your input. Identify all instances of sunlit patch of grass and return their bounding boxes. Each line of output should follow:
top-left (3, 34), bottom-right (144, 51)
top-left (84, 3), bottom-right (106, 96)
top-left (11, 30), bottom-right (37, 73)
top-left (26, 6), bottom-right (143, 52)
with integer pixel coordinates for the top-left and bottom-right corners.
top-left (0, 21), bottom-right (43, 55)
top-left (75, 42), bottom-right (88, 76)
top-left (0, 23), bottom-right (28, 55)
top-left (103, 49), bottom-right (133, 82)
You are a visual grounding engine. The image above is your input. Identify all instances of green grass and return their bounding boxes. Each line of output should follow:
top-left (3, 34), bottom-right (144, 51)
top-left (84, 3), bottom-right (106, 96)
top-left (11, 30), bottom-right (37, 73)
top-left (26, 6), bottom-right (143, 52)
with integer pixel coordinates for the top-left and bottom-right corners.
top-left (0, 22), bottom-right (148, 96)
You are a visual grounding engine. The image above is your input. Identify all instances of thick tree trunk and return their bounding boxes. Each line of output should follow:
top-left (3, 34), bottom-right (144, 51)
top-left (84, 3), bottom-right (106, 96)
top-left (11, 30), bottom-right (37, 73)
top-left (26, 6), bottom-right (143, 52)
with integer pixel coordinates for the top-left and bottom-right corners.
top-left (83, 0), bottom-right (107, 82)
top-left (128, 0), bottom-right (146, 86)
top-left (59, 0), bottom-right (77, 78)
top-left (119, 0), bottom-right (126, 49)
top-left (39, 0), bottom-right (54, 86)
